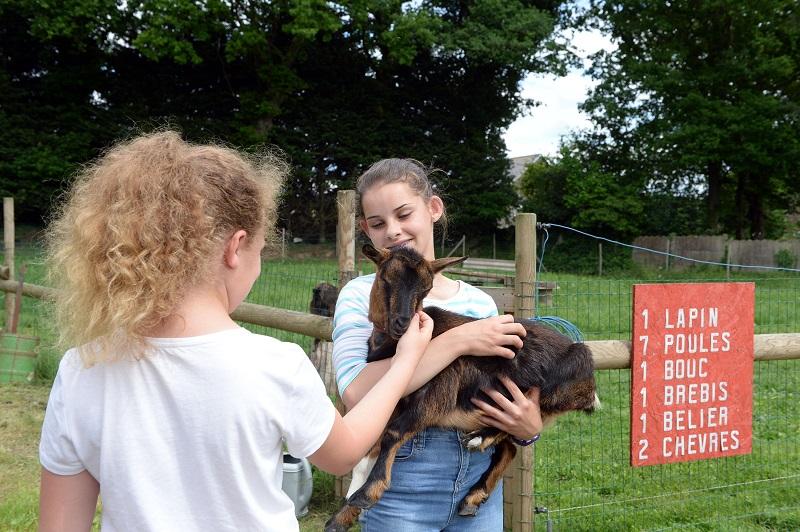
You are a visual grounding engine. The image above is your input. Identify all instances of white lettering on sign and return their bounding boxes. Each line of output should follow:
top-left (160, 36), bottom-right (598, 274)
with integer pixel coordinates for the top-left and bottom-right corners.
top-left (663, 406), bottom-right (729, 431)
top-left (664, 307), bottom-right (719, 329)
top-left (664, 381), bottom-right (729, 405)
top-left (662, 430), bottom-right (741, 458)
top-left (664, 358), bottom-right (709, 380)
top-left (662, 332), bottom-right (731, 354)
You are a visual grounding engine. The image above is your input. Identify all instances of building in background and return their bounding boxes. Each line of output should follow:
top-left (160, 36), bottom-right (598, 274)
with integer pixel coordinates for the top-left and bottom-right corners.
top-left (510, 154), bottom-right (540, 186)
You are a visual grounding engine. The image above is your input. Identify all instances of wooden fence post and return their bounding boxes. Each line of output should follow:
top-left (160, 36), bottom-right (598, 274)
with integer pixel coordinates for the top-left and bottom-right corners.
top-left (337, 190), bottom-right (356, 287)
top-left (334, 190), bottom-right (356, 498)
top-left (504, 213), bottom-right (536, 532)
top-left (3, 197), bottom-right (14, 329)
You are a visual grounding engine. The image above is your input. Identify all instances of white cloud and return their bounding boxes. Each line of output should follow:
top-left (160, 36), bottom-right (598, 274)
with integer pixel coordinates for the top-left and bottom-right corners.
top-left (504, 29), bottom-right (615, 159)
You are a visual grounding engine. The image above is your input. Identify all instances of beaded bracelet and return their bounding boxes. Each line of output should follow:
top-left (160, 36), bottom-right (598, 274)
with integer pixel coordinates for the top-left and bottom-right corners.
top-left (512, 434), bottom-right (540, 446)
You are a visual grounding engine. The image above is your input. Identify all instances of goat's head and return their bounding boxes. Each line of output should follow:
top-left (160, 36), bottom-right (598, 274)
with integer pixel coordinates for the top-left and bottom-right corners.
top-left (363, 244), bottom-right (466, 339)
top-left (310, 282), bottom-right (339, 317)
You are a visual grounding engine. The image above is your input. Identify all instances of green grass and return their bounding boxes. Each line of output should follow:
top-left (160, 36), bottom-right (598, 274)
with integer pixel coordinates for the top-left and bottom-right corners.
top-left (1, 245), bottom-right (798, 530)
top-left (532, 363), bottom-right (800, 530)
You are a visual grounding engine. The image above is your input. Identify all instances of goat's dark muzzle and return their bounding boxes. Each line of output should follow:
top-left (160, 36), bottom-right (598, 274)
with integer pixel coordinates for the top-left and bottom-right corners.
top-left (389, 314), bottom-right (411, 339)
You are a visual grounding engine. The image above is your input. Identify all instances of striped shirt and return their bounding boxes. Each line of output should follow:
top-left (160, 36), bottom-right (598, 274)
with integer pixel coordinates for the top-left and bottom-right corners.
top-left (332, 273), bottom-right (498, 396)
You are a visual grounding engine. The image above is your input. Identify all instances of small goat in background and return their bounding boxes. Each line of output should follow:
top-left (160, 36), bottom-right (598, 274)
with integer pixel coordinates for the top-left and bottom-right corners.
top-left (325, 244), bottom-right (598, 532)
top-left (310, 282), bottom-right (339, 318)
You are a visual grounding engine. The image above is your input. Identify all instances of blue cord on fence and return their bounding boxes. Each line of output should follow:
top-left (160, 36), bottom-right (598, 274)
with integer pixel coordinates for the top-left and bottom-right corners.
top-left (530, 316), bottom-right (585, 343)
top-left (537, 222), bottom-right (800, 273)
top-left (525, 223), bottom-right (586, 342)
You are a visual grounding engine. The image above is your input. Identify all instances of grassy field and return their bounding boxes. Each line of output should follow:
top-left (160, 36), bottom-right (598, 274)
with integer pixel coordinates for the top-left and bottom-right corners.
top-left (1, 244), bottom-right (798, 530)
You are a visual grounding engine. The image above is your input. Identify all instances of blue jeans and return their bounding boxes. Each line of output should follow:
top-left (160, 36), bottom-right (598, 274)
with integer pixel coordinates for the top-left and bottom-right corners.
top-left (360, 427), bottom-right (503, 531)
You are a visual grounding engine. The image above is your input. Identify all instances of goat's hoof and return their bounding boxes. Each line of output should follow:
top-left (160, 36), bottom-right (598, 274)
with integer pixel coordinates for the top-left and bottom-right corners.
top-left (457, 502), bottom-right (480, 517)
top-left (324, 505), bottom-right (361, 532)
top-left (461, 431), bottom-right (484, 449)
top-left (347, 490), bottom-right (376, 510)
top-left (323, 514), bottom-right (349, 532)
top-left (465, 436), bottom-right (483, 449)
top-left (323, 519), bottom-right (349, 532)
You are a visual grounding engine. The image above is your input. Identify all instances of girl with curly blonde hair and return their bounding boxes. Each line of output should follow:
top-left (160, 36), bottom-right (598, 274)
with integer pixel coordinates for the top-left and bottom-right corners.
top-left (39, 131), bottom-right (433, 531)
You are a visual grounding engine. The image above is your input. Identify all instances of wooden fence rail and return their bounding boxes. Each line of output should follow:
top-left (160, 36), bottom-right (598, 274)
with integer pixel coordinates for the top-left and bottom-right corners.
top-left (3, 279), bottom-right (799, 366)
top-left (0, 279), bottom-right (334, 340)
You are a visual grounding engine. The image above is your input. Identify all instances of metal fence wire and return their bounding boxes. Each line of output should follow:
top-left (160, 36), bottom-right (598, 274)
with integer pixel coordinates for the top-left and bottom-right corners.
top-left (528, 275), bottom-right (799, 531)
top-left (3, 239), bottom-right (799, 530)
top-left (525, 223), bottom-right (799, 530)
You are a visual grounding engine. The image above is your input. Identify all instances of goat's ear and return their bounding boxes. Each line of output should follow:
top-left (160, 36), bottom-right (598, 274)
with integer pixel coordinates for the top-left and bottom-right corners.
top-left (362, 244), bottom-right (389, 265)
top-left (430, 255), bottom-right (468, 273)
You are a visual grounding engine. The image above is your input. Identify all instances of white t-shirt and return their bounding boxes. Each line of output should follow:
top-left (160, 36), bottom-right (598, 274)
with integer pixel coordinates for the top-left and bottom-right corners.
top-left (40, 327), bottom-right (336, 531)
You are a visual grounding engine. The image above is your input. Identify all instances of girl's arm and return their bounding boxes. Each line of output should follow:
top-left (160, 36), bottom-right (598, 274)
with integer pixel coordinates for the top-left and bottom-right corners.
top-left (341, 314), bottom-right (525, 409)
top-left (309, 312), bottom-right (432, 476)
top-left (39, 468), bottom-right (99, 532)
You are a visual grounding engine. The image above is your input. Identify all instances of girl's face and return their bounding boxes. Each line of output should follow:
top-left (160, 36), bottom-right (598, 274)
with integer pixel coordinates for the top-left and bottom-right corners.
top-left (359, 181), bottom-right (443, 260)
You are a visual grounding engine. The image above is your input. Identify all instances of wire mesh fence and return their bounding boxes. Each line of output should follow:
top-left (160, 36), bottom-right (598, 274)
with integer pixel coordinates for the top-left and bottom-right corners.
top-left (527, 274), bottom-right (799, 530)
top-left (3, 240), bottom-right (799, 529)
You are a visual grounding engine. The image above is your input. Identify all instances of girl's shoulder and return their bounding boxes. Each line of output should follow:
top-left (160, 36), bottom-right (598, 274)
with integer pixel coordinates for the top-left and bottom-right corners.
top-left (343, 273), bottom-right (375, 290)
top-left (335, 273), bottom-right (375, 304)
top-left (436, 280), bottom-right (498, 317)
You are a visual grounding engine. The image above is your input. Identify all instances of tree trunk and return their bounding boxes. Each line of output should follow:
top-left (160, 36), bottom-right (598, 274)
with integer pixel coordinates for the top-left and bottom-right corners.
top-left (315, 163), bottom-right (328, 244)
top-left (255, 116), bottom-right (273, 136)
top-left (318, 214), bottom-right (327, 244)
top-left (734, 172), bottom-right (746, 240)
top-left (706, 160), bottom-right (722, 232)
top-left (747, 177), bottom-right (765, 239)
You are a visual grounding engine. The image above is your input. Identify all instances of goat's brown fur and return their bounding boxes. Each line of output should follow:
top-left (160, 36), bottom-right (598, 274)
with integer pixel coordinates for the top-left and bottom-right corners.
top-left (324, 244), bottom-right (597, 532)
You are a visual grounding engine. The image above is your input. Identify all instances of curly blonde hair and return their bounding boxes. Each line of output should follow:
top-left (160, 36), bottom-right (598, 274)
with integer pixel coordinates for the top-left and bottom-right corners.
top-left (46, 131), bottom-right (287, 364)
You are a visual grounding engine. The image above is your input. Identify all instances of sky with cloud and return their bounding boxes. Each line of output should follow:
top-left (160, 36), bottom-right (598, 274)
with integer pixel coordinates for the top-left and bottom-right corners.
top-left (503, 29), bottom-right (615, 159)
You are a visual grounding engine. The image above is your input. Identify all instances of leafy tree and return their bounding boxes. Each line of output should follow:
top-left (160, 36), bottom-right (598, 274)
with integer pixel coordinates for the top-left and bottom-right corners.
top-left (577, 0), bottom-right (800, 239)
top-left (519, 154), bottom-right (572, 225)
top-left (2, 0), bottom-right (568, 235)
top-left (0, 0), bottom-right (120, 221)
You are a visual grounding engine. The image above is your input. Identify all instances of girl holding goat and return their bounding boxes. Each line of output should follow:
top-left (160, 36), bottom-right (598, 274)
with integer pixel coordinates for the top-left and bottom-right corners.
top-left (38, 132), bottom-right (433, 531)
top-left (333, 158), bottom-right (543, 531)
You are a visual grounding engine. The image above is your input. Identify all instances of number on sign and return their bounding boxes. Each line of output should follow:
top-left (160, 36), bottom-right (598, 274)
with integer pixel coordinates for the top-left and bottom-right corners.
top-left (638, 335), bottom-right (649, 356)
top-left (641, 308), bottom-right (649, 329)
top-left (638, 439), bottom-right (649, 461)
top-left (640, 387), bottom-right (646, 407)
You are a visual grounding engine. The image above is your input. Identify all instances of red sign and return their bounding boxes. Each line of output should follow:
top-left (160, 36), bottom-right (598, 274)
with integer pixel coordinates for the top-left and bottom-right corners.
top-left (630, 283), bottom-right (754, 467)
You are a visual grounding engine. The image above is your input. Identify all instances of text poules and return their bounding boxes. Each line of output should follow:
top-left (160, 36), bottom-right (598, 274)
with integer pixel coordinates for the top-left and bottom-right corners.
top-left (663, 332), bottom-right (730, 354)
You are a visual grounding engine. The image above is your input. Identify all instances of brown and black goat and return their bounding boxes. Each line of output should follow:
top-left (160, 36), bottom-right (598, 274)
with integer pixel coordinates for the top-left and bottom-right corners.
top-left (310, 282), bottom-right (339, 318)
top-left (310, 282), bottom-right (339, 351)
top-left (324, 244), bottom-right (598, 532)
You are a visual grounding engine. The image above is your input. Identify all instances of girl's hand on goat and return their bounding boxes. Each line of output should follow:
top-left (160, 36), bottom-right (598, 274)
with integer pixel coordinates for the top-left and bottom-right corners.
top-left (471, 377), bottom-right (543, 440)
top-left (395, 311), bottom-right (433, 362)
top-left (453, 315), bottom-right (526, 359)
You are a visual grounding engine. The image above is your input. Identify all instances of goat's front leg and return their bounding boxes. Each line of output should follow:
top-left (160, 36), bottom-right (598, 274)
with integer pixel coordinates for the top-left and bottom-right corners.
top-left (458, 438), bottom-right (517, 516)
top-left (323, 448), bottom-right (381, 532)
top-left (346, 423), bottom-right (416, 510)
